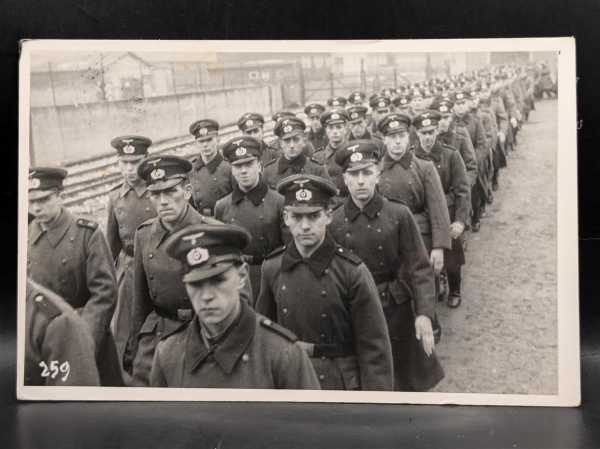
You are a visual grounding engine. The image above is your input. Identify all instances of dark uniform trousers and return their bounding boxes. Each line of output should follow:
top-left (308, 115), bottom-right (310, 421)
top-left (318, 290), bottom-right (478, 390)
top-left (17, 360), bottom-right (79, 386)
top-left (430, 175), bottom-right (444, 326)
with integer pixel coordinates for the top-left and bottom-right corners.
top-left (330, 194), bottom-right (444, 391)
top-left (378, 150), bottom-right (452, 253)
top-left (25, 279), bottom-right (100, 386)
top-left (214, 180), bottom-right (285, 301)
top-left (262, 153), bottom-right (331, 190)
top-left (127, 205), bottom-right (253, 386)
top-left (188, 153), bottom-right (233, 216)
top-left (150, 301), bottom-right (321, 389)
top-left (105, 181), bottom-right (156, 382)
top-left (28, 208), bottom-right (122, 386)
top-left (257, 234), bottom-right (394, 391)
top-left (415, 142), bottom-right (470, 296)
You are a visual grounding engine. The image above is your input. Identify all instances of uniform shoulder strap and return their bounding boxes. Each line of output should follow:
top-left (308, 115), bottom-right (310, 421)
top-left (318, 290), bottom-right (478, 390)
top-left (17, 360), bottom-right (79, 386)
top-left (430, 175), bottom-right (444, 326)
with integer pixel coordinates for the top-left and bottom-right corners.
top-left (109, 182), bottom-right (123, 192)
top-left (259, 318), bottom-right (298, 343)
top-left (263, 157), bottom-right (278, 168)
top-left (334, 245), bottom-right (362, 265)
top-left (137, 217), bottom-right (154, 229)
top-left (76, 217), bottom-right (99, 230)
top-left (265, 245), bottom-right (286, 260)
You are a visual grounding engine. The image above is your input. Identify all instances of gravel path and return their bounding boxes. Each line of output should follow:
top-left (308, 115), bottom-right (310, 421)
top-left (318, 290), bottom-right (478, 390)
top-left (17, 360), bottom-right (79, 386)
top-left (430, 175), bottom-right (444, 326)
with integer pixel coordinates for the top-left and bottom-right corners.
top-left (433, 98), bottom-right (558, 394)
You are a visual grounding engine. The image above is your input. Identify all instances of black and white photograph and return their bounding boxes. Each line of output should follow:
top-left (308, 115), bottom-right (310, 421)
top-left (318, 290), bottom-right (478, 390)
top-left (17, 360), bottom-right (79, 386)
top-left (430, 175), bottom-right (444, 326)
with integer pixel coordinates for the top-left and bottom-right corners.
top-left (17, 39), bottom-right (579, 405)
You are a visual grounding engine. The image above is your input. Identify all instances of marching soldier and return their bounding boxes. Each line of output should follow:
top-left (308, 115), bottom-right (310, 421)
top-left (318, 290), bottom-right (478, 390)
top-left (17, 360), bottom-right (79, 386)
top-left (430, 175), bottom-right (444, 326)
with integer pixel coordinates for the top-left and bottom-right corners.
top-left (28, 167), bottom-right (122, 386)
top-left (326, 96), bottom-right (347, 110)
top-left (236, 112), bottom-right (278, 165)
top-left (188, 119), bottom-right (233, 216)
top-left (272, 110), bottom-right (316, 156)
top-left (347, 105), bottom-right (376, 141)
top-left (105, 135), bottom-right (156, 382)
top-left (125, 155), bottom-right (248, 386)
top-left (329, 140), bottom-right (444, 391)
top-left (368, 94), bottom-right (393, 137)
top-left (150, 223), bottom-right (320, 389)
top-left (430, 97), bottom-right (478, 188)
top-left (471, 87), bottom-right (498, 201)
top-left (256, 174), bottom-right (394, 391)
top-left (215, 136), bottom-right (285, 300)
top-left (25, 278), bottom-right (100, 386)
top-left (313, 109), bottom-right (350, 196)
top-left (304, 103), bottom-right (328, 151)
top-left (452, 90), bottom-right (489, 232)
top-left (412, 112), bottom-right (471, 309)
top-left (377, 114), bottom-right (452, 273)
top-left (488, 82), bottom-right (510, 190)
top-left (263, 117), bottom-right (330, 189)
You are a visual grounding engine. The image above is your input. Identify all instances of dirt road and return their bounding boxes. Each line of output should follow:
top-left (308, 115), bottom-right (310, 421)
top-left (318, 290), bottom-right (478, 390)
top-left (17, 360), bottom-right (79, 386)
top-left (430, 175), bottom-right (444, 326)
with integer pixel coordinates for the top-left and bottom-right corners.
top-left (433, 98), bottom-right (558, 394)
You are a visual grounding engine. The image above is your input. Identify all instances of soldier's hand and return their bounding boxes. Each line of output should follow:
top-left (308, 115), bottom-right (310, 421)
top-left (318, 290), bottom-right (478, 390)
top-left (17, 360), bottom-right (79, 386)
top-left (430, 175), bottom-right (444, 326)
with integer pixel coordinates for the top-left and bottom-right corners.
top-left (296, 341), bottom-right (315, 357)
top-left (497, 131), bottom-right (506, 143)
top-left (429, 248), bottom-right (444, 276)
top-left (449, 221), bottom-right (465, 240)
top-left (510, 117), bottom-right (518, 128)
top-left (415, 315), bottom-right (435, 357)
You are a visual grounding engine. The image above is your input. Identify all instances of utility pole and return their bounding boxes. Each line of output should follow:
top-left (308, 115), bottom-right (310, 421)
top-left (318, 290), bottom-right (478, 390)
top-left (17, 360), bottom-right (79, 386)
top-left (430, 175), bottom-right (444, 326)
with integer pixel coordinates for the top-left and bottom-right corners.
top-left (360, 58), bottom-right (366, 91)
top-left (297, 61), bottom-right (306, 106)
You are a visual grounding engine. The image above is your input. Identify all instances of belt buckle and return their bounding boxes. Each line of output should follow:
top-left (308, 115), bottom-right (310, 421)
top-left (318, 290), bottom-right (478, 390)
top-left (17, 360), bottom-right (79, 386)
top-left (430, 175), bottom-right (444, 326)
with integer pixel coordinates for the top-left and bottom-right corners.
top-left (177, 309), bottom-right (193, 321)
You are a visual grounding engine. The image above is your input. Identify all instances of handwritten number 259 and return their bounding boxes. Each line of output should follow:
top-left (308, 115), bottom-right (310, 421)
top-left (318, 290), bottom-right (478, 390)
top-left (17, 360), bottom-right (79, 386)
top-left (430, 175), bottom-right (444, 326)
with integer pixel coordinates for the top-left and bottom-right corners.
top-left (39, 361), bottom-right (70, 382)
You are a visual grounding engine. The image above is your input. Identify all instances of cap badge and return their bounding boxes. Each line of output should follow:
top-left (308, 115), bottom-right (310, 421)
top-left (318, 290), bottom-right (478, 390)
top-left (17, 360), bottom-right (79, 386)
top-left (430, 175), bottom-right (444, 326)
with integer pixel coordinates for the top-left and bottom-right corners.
top-left (235, 147), bottom-right (247, 157)
top-left (351, 112), bottom-right (358, 119)
top-left (440, 105), bottom-right (448, 112)
top-left (29, 178), bottom-right (41, 189)
top-left (331, 113), bottom-right (340, 120)
top-left (350, 152), bottom-right (363, 162)
top-left (245, 119), bottom-right (254, 127)
top-left (186, 247), bottom-right (210, 266)
top-left (199, 127), bottom-right (208, 136)
top-left (422, 118), bottom-right (432, 127)
top-left (123, 144), bottom-right (136, 154)
top-left (378, 101), bottom-right (386, 108)
top-left (389, 120), bottom-right (400, 129)
top-left (296, 188), bottom-right (313, 202)
top-left (456, 93), bottom-right (464, 99)
top-left (150, 168), bottom-right (166, 180)
top-left (401, 99), bottom-right (407, 104)
top-left (332, 100), bottom-right (339, 106)
top-left (283, 125), bottom-right (293, 134)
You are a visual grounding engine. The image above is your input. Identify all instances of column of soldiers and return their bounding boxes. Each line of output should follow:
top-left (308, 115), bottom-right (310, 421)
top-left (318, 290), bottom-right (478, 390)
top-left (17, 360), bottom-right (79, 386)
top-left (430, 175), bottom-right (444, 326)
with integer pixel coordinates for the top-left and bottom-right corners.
top-left (26, 63), bottom-right (539, 390)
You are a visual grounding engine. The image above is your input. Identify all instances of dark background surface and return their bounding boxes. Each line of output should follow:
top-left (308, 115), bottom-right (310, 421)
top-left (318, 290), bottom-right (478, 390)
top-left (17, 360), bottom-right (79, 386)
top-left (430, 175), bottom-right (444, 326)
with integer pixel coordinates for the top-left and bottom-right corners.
top-left (2, 0), bottom-right (600, 447)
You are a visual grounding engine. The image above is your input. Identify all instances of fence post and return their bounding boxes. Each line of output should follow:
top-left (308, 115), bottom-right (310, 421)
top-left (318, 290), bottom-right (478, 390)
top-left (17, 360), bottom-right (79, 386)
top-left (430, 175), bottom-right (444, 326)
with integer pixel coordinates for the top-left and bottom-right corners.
top-left (297, 61), bottom-right (306, 106)
top-left (329, 70), bottom-right (335, 97)
top-left (393, 68), bottom-right (398, 89)
top-left (360, 59), bottom-right (366, 92)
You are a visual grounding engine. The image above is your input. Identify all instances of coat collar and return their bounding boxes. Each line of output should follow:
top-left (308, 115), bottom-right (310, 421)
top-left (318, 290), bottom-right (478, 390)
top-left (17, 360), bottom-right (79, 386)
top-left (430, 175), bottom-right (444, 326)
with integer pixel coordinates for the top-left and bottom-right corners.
top-left (151, 204), bottom-right (200, 248)
top-left (278, 153), bottom-right (306, 174)
top-left (413, 142), bottom-right (442, 163)
top-left (231, 178), bottom-right (269, 206)
top-left (344, 193), bottom-right (384, 222)
top-left (120, 180), bottom-right (148, 199)
top-left (194, 153), bottom-right (223, 174)
top-left (186, 300), bottom-right (255, 375)
top-left (383, 148), bottom-right (413, 170)
top-left (30, 207), bottom-right (72, 248)
top-left (281, 232), bottom-right (336, 277)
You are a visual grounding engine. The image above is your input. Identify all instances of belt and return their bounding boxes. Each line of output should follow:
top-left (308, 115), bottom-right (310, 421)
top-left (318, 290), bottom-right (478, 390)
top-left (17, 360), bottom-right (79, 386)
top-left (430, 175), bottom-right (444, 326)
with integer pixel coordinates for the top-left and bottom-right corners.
top-left (313, 342), bottom-right (354, 358)
top-left (154, 306), bottom-right (194, 322)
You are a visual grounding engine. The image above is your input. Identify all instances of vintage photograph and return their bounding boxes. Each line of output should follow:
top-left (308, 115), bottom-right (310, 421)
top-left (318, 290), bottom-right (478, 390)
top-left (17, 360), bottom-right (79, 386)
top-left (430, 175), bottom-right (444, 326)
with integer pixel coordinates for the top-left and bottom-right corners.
top-left (17, 39), bottom-right (579, 405)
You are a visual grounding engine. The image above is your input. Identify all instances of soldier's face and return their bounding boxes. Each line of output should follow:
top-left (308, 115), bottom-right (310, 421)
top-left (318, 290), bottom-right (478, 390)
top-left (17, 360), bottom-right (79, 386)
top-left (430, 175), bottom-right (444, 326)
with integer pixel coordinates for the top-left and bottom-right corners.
top-left (196, 135), bottom-right (219, 161)
top-left (438, 115), bottom-right (452, 133)
top-left (244, 127), bottom-right (263, 141)
top-left (309, 117), bottom-right (322, 131)
top-left (411, 97), bottom-right (425, 113)
top-left (117, 157), bottom-right (143, 184)
top-left (417, 128), bottom-right (438, 153)
top-left (231, 159), bottom-right (261, 191)
top-left (325, 123), bottom-right (347, 145)
top-left (384, 130), bottom-right (410, 159)
top-left (185, 264), bottom-right (247, 329)
top-left (280, 134), bottom-right (305, 160)
top-left (453, 101), bottom-right (469, 116)
top-left (29, 191), bottom-right (62, 223)
top-left (349, 120), bottom-right (367, 137)
top-left (149, 182), bottom-right (191, 224)
top-left (373, 108), bottom-right (390, 124)
top-left (284, 208), bottom-right (332, 251)
top-left (344, 165), bottom-right (379, 202)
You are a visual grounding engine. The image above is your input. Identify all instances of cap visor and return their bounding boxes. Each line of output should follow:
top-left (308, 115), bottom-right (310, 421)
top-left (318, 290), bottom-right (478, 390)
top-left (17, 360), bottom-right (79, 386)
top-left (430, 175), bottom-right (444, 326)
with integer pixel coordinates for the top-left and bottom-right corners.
top-left (284, 205), bottom-right (327, 213)
top-left (325, 120), bottom-right (346, 126)
top-left (183, 262), bottom-right (235, 284)
top-left (345, 161), bottom-right (377, 172)
top-left (230, 156), bottom-right (258, 166)
top-left (417, 125), bottom-right (437, 132)
top-left (384, 127), bottom-right (409, 136)
top-left (118, 154), bottom-right (146, 162)
top-left (147, 177), bottom-right (186, 192)
top-left (280, 129), bottom-right (304, 140)
top-left (28, 189), bottom-right (57, 200)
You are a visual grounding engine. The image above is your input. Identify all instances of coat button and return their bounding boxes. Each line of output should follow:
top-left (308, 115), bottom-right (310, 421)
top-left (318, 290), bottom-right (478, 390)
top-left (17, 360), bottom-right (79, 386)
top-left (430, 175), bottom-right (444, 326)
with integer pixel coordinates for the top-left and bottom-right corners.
top-left (320, 333), bottom-right (325, 339)
top-left (149, 253), bottom-right (154, 259)
top-left (281, 285), bottom-right (286, 291)
top-left (345, 233), bottom-right (351, 238)
top-left (242, 354), bottom-right (249, 362)
top-left (319, 374), bottom-right (325, 380)
top-left (282, 307), bottom-right (288, 314)
top-left (61, 259), bottom-right (67, 264)
top-left (34, 295), bottom-right (43, 303)
top-left (321, 290), bottom-right (327, 296)
top-left (321, 313), bottom-right (327, 318)
top-left (69, 237), bottom-right (74, 242)
top-left (378, 245), bottom-right (383, 250)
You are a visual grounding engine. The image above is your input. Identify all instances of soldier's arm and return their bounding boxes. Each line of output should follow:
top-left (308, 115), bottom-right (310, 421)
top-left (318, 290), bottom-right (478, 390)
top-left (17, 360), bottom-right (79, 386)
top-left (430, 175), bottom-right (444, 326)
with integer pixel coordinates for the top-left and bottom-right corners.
top-left (449, 151), bottom-right (471, 227)
top-left (348, 263), bottom-right (394, 391)
top-left (474, 117), bottom-right (489, 154)
top-left (149, 342), bottom-right (168, 387)
top-left (456, 130), bottom-right (478, 186)
top-left (396, 209), bottom-right (435, 320)
top-left (422, 163), bottom-right (452, 250)
top-left (42, 313), bottom-right (100, 386)
top-left (494, 100), bottom-right (509, 133)
top-left (82, 227), bottom-right (117, 353)
top-left (255, 262), bottom-right (277, 320)
top-left (105, 195), bottom-right (122, 262)
top-left (277, 343), bottom-right (321, 390)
